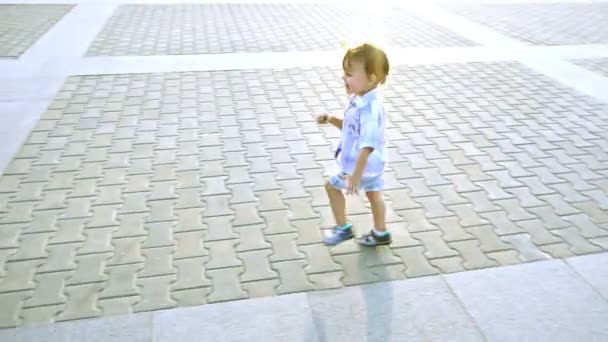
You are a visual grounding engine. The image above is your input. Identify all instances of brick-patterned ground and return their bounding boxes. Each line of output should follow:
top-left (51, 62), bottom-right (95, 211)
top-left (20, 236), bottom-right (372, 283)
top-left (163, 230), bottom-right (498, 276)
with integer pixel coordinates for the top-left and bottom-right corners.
top-left (443, 3), bottom-right (608, 45)
top-left (0, 4), bottom-right (74, 58)
top-left (1, 62), bottom-right (607, 327)
top-left (572, 58), bottom-right (608, 78)
top-left (86, 4), bottom-right (475, 56)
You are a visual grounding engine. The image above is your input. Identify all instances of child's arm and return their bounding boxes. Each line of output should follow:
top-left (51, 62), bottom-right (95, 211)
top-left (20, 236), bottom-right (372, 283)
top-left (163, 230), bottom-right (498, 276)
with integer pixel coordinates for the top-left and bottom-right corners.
top-left (351, 147), bottom-right (373, 182)
top-left (327, 115), bottom-right (343, 130)
top-left (316, 113), bottom-right (343, 129)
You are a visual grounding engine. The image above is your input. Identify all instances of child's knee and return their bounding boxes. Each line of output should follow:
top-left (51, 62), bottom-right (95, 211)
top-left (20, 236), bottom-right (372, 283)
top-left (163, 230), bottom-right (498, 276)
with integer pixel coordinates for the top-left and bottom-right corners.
top-left (366, 191), bottom-right (384, 204)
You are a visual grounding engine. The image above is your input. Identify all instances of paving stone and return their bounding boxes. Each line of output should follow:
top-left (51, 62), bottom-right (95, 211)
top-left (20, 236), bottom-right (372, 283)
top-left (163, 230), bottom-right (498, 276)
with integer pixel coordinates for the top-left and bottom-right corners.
top-left (412, 231), bottom-right (459, 259)
top-left (554, 228), bottom-right (604, 255)
top-left (430, 256), bottom-right (466, 273)
top-left (242, 279), bottom-right (279, 298)
top-left (539, 194), bottom-right (582, 216)
top-left (433, 184), bottom-right (468, 206)
top-left (0, 224), bottom-right (21, 250)
top-left (563, 214), bottom-right (608, 239)
top-left (257, 190), bottom-right (289, 211)
top-left (232, 203), bottom-right (264, 227)
top-left (487, 250), bottom-right (521, 266)
top-left (206, 267), bottom-right (247, 303)
top-left (21, 305), bottom-right (64, 327)
top-left (141, 221), bottom-right (175, 248)
top-left (308, 271), bottom-right (344, 290)
top-left (173, 231), bottom-right (206, 259)
top-left (494, 199), bottom-right (537, 222)
top-left (99, 264), bottom-right (142, 299)
top-left (0, 260), bottom-right (43, 292)
top-left (500, 234), bottom-right (551, 262)
top-left (487, 170), bottom-right (525, 188)
top-left (449, 240), bottom-right (498, 269)
top-left (285, 198), bottom-right (318, 221)
top-left (139, 247), bottom-right (175, 277)
top-left (299, 244), bottom-right (341, 274)
top-left (539, 243), bottom-right (576, 258)
top-left (394, 246), bottom-right (440, 277)
top-left (0, 291), bottom-right (30, 328)
top-left (559, 172), bottom-right (597, 191)
top-left (294, 218), bottom-right (325, 245)
top-left (480, 211), bottom-right (526, 236)
top-left (108, 237), bottom-right (145, 266)
top-left (172, 287), bottom-right (209, 307)
top-left (396, 208), bottom-right (438, 232)
top-left (134, 275), bottom-right (177, 312)
top-left (449, 204), bottom-right (490, 227)
top-left (268, 233), bottom-right (306, 262)
top-left (370, 263), bottom-right (407, 282)
top-left (235, 224), bottom-right (271, 252)
top-left (506, 187), bottom-right (546, 208)
top-left (590, 237), bottom-right (608, 249)
top-left (57, 283), bottom-right (104, 321)
top-left (204, 216), bottom-right (237, 241)
top-left (238, 249), bottom-right (277, 282)
top-left (461, 190), bottom-right (501, 213)
top-left (9, 232), bottom-right (51, 261)
top-left (68, 253), bottom-right (111, 285)
top-left (206, 240), bottom-right (242, 270)
top-left (573, 201), bottom-right (608, 224)
top-left (1, 202), bottom-right (37, 224)
top-left (172, 257), bottom-right (211, 290)
top-left (78, 227), bottom-right (114, 255)
top-left (416, 196), bottom-right (453, 219)
top-left (515, 219), bottom-right (563, 245)
top-left (24, 271), bottom-right (71, 308)
top-left (527, 206), bottom-right (571, 230)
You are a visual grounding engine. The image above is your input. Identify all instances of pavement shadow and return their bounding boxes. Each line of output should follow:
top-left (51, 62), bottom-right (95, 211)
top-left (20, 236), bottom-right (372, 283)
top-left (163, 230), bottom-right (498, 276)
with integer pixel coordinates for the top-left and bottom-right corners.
top-left (359, 248), bottom-right (394, 342)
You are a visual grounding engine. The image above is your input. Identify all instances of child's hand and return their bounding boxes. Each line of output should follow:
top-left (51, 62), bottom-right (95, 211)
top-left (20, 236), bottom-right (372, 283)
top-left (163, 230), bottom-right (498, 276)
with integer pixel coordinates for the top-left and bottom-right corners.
top-left (316, 114), bottom-right (329, 125)
top-left (340, 174), bottom-right (359, 195)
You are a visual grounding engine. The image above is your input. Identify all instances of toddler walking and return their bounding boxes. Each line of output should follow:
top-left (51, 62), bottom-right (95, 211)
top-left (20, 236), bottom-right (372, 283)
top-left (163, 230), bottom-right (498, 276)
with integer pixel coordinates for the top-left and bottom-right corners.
top-left (316, 43), bottom-right (391, 247)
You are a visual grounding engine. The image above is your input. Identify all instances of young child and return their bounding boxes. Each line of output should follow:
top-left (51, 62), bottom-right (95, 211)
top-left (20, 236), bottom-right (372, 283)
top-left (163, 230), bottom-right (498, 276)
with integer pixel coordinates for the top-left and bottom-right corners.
top-left (316, 43), bottom-right (391, 247)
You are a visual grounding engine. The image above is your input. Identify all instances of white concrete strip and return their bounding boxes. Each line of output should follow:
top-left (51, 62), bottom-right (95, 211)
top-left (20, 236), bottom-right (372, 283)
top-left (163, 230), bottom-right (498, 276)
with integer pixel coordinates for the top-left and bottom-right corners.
top-left (520, 56), bottom-right (608, 103)
top-left (70, 47), bottom-right (517, 75)
top-left (405, 2), bottom-right (525, 49)
top-left (405, 3), bottom-right (608, 103)
top-left (64, 45), bottom-right (608, 76)
top-left (19, 4), bottom-right (118, 65)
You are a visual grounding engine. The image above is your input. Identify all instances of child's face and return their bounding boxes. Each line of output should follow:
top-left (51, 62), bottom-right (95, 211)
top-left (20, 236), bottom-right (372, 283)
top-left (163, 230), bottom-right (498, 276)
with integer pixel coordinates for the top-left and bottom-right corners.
top-left (342, 60), bottom-right (376, 96)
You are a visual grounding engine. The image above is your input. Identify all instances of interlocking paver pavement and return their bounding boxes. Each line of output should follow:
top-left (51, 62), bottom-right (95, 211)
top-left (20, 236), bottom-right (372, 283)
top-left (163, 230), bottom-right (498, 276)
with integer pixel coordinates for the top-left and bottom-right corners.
top-left (1, 61), bottom-right (608, 328)
top-left (444, 3), bottom-right (608, 45)
top-left (0, 4), bottom-right (74, 58)
top-left (572, 58), bottom-right (608, 78)
top-left (86, 4), bottom-right (475, 56)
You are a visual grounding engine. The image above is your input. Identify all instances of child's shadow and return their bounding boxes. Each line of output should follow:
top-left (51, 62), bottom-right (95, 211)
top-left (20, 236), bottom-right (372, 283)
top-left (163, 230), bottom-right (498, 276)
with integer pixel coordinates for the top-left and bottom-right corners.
top-left (311, 247), bottom-right (395, 342)
top-left (359, 248), bottom-right (394, 342)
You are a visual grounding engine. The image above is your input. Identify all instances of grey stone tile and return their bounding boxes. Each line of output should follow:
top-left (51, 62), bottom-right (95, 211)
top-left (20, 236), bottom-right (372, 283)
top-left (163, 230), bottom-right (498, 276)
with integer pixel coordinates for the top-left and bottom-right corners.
top-left (566, 252), bottom-right (608, 301)
top-left (308, 277), bottom-right (485, 342)
top-left (0, 313), bottom-right (153, 342)
top-left (446, 260), bottom-right (608, 342)
top-left (153, 293), bottom-right (317, 342)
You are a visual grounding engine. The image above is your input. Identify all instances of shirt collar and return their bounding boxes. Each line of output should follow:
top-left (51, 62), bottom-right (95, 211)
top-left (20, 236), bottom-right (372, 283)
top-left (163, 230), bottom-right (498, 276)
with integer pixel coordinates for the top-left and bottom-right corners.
top-left (351, 88), bottom-right (379, 109)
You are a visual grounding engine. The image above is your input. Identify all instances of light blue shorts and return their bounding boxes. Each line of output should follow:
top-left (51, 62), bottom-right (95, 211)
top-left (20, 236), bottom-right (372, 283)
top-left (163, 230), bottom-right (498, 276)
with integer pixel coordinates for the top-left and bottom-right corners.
top-left (329, 172), bottom-right (384, 193)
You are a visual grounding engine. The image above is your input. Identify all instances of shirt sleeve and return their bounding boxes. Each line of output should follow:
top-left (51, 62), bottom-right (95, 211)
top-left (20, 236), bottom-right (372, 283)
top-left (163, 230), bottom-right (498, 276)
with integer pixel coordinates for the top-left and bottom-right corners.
top-left (358, 102), bottom-right (382, 151)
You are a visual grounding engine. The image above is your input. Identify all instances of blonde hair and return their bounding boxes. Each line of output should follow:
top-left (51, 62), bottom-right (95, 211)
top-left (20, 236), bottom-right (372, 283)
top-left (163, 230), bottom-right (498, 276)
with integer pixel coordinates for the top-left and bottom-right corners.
top-left (342, 43), bottom-right (390, 84)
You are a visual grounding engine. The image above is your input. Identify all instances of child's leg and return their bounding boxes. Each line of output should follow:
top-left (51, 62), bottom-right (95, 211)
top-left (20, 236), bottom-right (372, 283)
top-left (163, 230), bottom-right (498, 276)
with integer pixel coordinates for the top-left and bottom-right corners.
top-left (366, 191), bottom-right (386, 232)
top-left (324, 181), bottom-right (347, 226)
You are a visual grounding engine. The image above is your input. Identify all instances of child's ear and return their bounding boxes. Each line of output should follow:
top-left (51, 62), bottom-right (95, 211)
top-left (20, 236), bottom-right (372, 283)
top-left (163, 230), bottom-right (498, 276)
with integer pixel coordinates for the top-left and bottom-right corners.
top-left (370, 73), bottom-right (377, 84)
